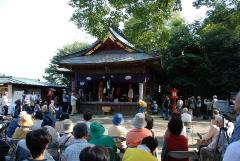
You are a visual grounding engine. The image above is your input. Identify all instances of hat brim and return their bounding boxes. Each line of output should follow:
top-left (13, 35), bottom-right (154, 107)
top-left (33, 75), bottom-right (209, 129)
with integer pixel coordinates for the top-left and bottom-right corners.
top-left (132, 117), bottom-right (147, 129)
top-left (18, 121), bottom-right (34, 127)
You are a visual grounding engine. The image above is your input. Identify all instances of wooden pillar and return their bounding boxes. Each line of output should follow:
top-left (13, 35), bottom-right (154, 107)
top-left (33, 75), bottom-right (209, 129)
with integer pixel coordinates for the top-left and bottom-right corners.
top-left (139, 83), bottom-right (143, 100)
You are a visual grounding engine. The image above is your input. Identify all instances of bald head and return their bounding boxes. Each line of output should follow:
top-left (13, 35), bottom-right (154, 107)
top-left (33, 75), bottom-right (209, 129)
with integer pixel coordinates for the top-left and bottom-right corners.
top-left (235, 92), bottom-right (240, 113)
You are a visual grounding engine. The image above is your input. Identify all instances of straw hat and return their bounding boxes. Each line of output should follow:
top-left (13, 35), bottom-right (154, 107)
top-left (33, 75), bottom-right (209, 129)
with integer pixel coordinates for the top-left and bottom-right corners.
top-left (132, 113), bottom-right (147, 129)
top-left (18, 114), bottom-right (34, 127)
top-left (63, 119), bottom-right (74, 134)
top-left (138, 100), bottom-right (147, 108)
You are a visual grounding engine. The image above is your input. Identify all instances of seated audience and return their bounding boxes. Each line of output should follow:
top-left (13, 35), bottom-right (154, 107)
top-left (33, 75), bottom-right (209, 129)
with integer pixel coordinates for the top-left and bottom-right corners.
top-left (145, 114), bottom-right (155, 137)
top-left (80, 146), bottom-right (109, 161)
top-left (161, 118), bottom-right (188, 161)
top-left (31, 111), bottom-right (43, 130)
top-left (223, 140), bottom-right (240, 161)
top-left (123, 136), bottom-right (158, 161)
top-left (197, 116), bottom-right (220, 146)
top-left (90, 121), bottom-right (117, 151)
top-left (58, 119), bottom-right (74, 146)
top-left (83, 111), bottom-right (93, 130)
top-left (62, 123), bottom-right (94, 161)
top-left (213, 109), bottom-right (219, 117)
top-left (126, 113), bottom-right (152, 147)
top-left (151, 100), bottom-right (158, 114)
top-left (163, 112), bottom-right (187, 140)
top-left (138, 100), bottom-right (147, 113)
top-left (16, 132), bottom-right (54, 161)
top-left (41, 114), bottom-right (59, 161)
top-left (55, 113), bottom-right (69, 135)
top-left (181, 108), bottom-right (192, 123)
top-left (22, 129), bottom-right (54, 161)
top-left (230, 92), bottom-right (240, 143)
top-left (200, 115), bottom-right (223, 161)
top-left (12, 114), bottom-right (33, 139)
top-left (108, 113), bottom-right (128, 150)
top-left (6, 111), bottom-right (27, 138)
top-left (0, 139), bottom-right (10, 161)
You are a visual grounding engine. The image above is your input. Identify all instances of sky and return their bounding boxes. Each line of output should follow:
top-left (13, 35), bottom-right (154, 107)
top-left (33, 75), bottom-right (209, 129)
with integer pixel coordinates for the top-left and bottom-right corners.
top-left (0, 0), bottom-right (208, 81)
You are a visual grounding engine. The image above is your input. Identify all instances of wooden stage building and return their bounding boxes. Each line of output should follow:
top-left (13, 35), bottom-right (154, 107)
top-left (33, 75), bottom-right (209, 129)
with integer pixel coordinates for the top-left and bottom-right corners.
top-left (58, 28), bottom-right (163, 114)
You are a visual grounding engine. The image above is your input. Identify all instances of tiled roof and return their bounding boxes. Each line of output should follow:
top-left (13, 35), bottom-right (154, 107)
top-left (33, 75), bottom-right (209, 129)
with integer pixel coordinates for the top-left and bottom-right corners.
top-left (59, 50), bottom-right (157, 65)
top-left (0, 76), bottom-right (62, 87)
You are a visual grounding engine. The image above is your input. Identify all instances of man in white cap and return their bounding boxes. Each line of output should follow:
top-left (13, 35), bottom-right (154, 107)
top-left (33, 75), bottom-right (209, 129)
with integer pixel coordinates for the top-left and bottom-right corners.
top-left (126, 113), bottom-right (152, 147)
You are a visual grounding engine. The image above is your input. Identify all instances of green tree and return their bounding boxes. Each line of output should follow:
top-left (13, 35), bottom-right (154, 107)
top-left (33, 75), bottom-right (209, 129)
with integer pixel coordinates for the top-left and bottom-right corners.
top-left (69, 0), bottom-right (182, 39)
top-left (44, 42), bottom-right (89, 86)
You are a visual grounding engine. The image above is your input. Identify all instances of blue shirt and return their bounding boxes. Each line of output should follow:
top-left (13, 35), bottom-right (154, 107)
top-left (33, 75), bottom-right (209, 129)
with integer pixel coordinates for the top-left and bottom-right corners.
top-left (230, 115), bottom-right (240, 143)
top-left (6, 118), bottom-right (20, 138)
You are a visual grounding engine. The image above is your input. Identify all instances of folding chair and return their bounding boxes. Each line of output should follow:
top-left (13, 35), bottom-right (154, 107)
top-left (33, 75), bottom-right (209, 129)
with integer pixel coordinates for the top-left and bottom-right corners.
top-left (168, 150), bottom-right (198, 160)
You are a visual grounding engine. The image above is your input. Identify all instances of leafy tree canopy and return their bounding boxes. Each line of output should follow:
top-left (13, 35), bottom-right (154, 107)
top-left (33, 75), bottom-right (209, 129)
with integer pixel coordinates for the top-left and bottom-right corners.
top-left (69, 0), bottom-right (182, 39)
top-left (44, 42), bottom-right (89, 86)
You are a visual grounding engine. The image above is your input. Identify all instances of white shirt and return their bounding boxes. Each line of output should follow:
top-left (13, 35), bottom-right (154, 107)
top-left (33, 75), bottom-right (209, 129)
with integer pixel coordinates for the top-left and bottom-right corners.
top-left (206, 125), bottom-right (220, 149)
top-left (128, 88), bottom-right (134, 98)
top-left (223, 140), bottom-right (240, 161)
top-left (181, 113), bottom-right (192, 123)
top-left (2, 95), bottom-right (8, 106)
top-left (212, 98), bottom-right (218, 109)
top-left (71, 96), bottom-right (77, 106)
top-left (61, 139), bottom-right (94, 161)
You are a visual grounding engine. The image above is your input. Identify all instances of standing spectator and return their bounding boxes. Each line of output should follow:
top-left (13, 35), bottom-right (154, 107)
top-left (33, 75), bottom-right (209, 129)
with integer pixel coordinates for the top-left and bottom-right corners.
top-left (126, 113), bottom-right (152, 147)
top-left (161, 118), bottom-right (188, 161)
top-left (62, 123), bottom-right (94, 161)
top-left (177, 96), bottom-right (183, 113)
top-left (196, 96), bottom-right (202, 117)
top-left (80, 146), bottom-right (109, 161)
top-left (202, 98), bottom-right (208, 120)
top-left (70, 92), bottom-right (77, 116)
top-left (12, 114), bottom-right (33, 139)
top-left (123, 136), bottom-right (158, 161)
top-left (23, 129), bottom-right (54, 161)
top-left (1, 92), bottom-right (8, 115)
top-left (48, 100), bottom-right (55, 115)
top-left (24, 92), bottom-right (31, 113)
top-left (30, 92), bottom-right (36, 112)
top-left (212, 95), bottom-right (218, 110)
top-left (204, 99), bottom-right (213, 119)
top-left (62, 90), bottom-right (69, 113)
top-left (163, 95), bottom-right (171, 120)
top-left (151, 100), bottom-right (158, 114)
top-left (15, 99), bottom-right (22, 117)
top-left (230, 91), bottom-right (240, 143)
top-left (108, 113), bottom-right (128, 151)
top-left (189, 96), bottom-right (196, 116)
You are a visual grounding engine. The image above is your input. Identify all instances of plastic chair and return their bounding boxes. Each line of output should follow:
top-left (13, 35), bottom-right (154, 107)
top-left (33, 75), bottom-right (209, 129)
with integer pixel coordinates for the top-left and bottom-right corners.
top-left (168, 150), bottom-right (198, 160)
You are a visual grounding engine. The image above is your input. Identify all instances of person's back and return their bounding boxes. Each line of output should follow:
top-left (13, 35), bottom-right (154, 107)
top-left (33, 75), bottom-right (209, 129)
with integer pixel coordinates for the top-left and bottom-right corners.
top-left (62, 123), bottom-right (94, 161)
top-left (181, 113), bottom-right (192, 123)
top-left (223, 140), bottom-right (240, 161)
top-left (123, 148), bottom-right (157, 161)
top-left (123, 136), bottom-right (158, 161)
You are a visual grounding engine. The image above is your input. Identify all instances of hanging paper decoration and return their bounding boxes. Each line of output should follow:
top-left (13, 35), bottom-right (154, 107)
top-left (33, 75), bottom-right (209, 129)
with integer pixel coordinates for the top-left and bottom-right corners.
top-left (125, 75), bottom-right (132, 80)
top-left (86, 77), bottom-right (92, 80)
top-left (80, 82), bottom-right (85, 86)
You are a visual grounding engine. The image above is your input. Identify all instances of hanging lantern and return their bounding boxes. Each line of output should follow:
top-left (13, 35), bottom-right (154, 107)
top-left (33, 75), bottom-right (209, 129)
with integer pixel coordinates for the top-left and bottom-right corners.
top-left (125, 75), bottom-right (132, 80)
